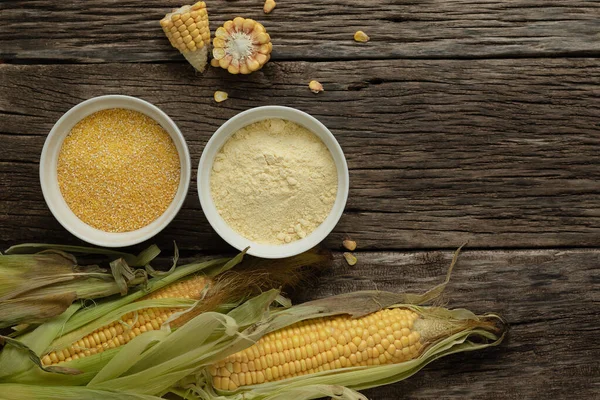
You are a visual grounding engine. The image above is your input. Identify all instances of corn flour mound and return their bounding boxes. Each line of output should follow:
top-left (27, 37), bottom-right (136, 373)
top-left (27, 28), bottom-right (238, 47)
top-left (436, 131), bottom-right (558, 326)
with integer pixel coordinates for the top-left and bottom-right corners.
top-left (210, 118), bottom-right (338, 245)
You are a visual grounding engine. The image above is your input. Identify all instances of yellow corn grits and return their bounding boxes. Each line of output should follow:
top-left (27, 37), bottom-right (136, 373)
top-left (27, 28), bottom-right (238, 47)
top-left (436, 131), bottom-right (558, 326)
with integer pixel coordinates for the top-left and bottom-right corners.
top-left (57, 108), bottom-right (180, 232)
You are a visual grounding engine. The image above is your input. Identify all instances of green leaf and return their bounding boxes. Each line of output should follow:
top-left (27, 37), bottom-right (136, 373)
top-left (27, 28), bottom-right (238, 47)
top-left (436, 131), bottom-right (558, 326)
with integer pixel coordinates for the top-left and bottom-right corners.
top-left (0, 384), bottom-right (164, 400)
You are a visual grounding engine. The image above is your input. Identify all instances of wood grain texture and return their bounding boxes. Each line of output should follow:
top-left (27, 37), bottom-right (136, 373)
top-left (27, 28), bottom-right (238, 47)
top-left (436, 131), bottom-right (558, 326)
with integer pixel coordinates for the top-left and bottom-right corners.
top-left (1, 59), bottom-right (599, 251)
top-left (1, 0), bottom-right (599, 63)
top-left (287, 248), bottom-right (600, 399)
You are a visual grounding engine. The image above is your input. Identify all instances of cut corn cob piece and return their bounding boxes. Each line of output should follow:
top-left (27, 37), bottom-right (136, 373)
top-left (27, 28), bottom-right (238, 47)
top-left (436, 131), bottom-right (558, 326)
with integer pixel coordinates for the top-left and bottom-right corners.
top-left (211, 17), bottom-right (273, 74)
top-left (210, 308), bottom-right (423, 390)
top-left (41, 275), bottom-right (211, 366)
top-left (161, 2), bottom-right (211, 72)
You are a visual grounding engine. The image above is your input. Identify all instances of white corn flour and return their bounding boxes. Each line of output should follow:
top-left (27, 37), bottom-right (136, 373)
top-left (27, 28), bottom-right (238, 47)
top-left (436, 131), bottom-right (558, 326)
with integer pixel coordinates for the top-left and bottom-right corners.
top-left (210, 118), bottom-right (338, 245)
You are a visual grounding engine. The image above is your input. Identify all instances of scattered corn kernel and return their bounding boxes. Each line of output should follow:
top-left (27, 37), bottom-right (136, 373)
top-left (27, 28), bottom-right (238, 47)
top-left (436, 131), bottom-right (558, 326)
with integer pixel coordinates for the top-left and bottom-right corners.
top-left (264, 0), bottom-right (276, 14)
top-left (161, 2), bottom-right (211, 72)
top-left (343, 239), bottom-right (357, 251)
top-left (343, 252), bottom-right (357, 266)
top-left (212, 17), bottom-right (273, 74)
top-left (354, 30), bottom-right (370, 43)
top-left (214, 91), bottom-right (229, 103)
top-left (309, 80), bottom-right (324, 94)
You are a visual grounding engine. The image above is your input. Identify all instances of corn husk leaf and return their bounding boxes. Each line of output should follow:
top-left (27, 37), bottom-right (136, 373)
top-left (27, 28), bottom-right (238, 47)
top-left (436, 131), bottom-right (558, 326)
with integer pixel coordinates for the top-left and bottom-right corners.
top-left (0, 244), bottom-right (164, 328)
top-left (4, 243), bottom-right (161, 268)
top-left (0, 384), bottom-right (164, 400)
top-left (0, 293), bottom-right (77, 329)
top-left (0, 251), bottom-right (78, 300)
top-left (145, 242), bottom-right (179, 277)
top-left (0, 304), bottom-right (81, 380)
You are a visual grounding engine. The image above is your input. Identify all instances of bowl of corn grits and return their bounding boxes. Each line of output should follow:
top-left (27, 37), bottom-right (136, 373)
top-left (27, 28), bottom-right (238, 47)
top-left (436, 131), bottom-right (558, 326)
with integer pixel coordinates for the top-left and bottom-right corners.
top-left (40, 95), bottom-right (191, 247)
top-left (198, 106), bottom-right (349, 259)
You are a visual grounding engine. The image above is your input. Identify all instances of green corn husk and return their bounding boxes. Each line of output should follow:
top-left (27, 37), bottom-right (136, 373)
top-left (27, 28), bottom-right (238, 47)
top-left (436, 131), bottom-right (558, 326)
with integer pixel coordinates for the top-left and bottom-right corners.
top-left (0, 384), bottom-right (164, 400)
top-left (0, 249), bottom-right (327, 388)
top-left (0, 244), bottom-right (163, 329)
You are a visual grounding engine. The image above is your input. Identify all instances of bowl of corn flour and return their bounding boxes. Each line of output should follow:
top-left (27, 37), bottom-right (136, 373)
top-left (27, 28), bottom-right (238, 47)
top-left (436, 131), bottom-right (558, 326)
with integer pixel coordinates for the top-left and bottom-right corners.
top-left (198, 106), bottom-right (349, 258)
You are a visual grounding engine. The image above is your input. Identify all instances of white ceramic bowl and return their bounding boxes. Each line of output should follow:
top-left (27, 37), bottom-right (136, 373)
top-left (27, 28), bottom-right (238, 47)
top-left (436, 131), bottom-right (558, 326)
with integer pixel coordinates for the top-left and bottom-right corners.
top-left (198, 106), bottom-right (349, 259)
top-left (40, 95), bottom-right (191, 247)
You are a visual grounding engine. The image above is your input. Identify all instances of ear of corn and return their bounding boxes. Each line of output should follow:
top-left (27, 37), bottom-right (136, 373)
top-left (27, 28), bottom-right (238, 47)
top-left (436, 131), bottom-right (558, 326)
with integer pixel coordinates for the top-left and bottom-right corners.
top-left (186, 295), bottom-right (505, 400)
top-left (161, 2), bottom-right (211, 72)
top-left (209, 308), bottom-right (423, 390)
top-left (212, 17), bottom-right (272, 74)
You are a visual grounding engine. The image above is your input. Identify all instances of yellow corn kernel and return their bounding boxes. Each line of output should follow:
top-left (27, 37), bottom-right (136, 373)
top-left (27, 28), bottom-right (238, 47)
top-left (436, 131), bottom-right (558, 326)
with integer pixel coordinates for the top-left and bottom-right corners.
top-left (343, 252), bottom-right (358, 266)
top-left (264, 0), bottom-right (276, 14)
top-left (214, 91), bottom-right (229, 103)
top-left (309, 80), bottom-right (324, 94)
top-left (354, 30), bottom-right (370, 43)
top-left (343, 239), bottom-right (357, 251)
top-left (209, 308), bottom-right (421, 390)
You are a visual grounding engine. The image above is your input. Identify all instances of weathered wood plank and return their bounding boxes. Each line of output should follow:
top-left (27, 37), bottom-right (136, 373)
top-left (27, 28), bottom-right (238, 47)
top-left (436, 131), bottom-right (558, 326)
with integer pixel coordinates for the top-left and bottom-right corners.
top-left (1, 0), bottom-right (599, 63)
top-left (287, 248), bottom-right (600, 399)
top-left (1, 59), bottom-right (599, 251)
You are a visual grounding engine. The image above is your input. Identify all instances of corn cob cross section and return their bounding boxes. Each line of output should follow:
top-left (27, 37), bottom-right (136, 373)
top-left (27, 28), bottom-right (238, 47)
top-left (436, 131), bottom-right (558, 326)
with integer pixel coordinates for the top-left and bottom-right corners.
top-left (41, 275), bottom-right (211, 366)
top-left (211, 17), bottom-right (272, 74)
top-left (161, 2), bottom-right (211, 72)
top-left (209, 308), bottom-right (423, 391)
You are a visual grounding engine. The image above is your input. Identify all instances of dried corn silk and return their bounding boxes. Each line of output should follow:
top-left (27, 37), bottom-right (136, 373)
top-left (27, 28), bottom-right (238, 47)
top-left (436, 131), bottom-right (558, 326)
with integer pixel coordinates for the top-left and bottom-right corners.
top-left (57, 109), bottom-right (180, 232)
top-left (211, 119), bottom-right (338, 245)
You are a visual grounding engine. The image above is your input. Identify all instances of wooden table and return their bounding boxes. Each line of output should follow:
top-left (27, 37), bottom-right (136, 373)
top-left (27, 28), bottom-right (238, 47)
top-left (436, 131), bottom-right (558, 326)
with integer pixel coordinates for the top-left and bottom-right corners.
top-left (1, 1), bottom-right (599, 398)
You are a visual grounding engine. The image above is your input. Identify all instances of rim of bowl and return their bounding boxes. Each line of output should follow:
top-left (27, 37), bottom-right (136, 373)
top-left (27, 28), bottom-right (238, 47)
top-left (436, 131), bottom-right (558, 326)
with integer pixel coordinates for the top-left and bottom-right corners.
top-left (40, 95), bottom-right (191, 248)
top-left (198, 105), bottom-right (349, 259)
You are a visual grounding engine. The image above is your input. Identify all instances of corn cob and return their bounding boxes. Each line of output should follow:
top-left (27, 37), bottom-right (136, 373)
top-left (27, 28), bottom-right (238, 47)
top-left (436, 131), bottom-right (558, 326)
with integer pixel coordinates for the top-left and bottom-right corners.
top-left (211, 17), bottom-right (272, 74)
top-left (161, 2), bottom-right (211, 72)
top-left (41, 275), bottom-right (211, 366)
top-left (208, 306), bottom-right (501, 391)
